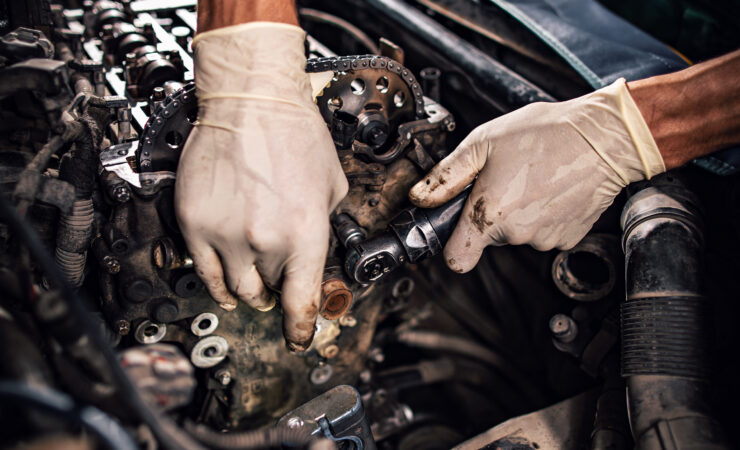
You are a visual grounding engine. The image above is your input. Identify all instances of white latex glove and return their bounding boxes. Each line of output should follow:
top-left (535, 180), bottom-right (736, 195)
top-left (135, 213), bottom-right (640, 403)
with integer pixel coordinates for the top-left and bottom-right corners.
top-left (175, 23), bottom-right (348, 351)
top-left (409, 78), bottom-right (665, 273)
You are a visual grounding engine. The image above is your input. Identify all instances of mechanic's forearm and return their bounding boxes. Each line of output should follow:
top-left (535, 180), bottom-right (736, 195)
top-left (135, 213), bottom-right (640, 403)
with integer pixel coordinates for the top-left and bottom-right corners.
top-left (197, 0), bottom-right (298, 33)
top-left (628, 50), bottom-right (740, 170)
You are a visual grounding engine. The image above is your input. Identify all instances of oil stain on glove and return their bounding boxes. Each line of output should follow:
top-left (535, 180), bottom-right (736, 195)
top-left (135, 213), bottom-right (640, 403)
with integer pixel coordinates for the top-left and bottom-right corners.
top-left (409, 78), bottom-right (664, 273)
top-left (175, 23), bottom-right (348, 352)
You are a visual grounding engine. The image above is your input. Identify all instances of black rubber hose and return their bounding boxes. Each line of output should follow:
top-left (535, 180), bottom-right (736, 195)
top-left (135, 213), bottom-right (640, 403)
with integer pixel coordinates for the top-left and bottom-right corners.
top-left (299, 8), bottom-right (380, 55)
top-left (55, 117), bottom-right (100, 286)
top-left (0, 195), bottom-right (204, 450)
top-left (184, 421), bottom-right (319, 450)
top-left (0, 381), bottom-right (137, 450)
top-left (620, 180), bottom-right (728, 449)
top-left (362, 0), bottom-right (555, 109)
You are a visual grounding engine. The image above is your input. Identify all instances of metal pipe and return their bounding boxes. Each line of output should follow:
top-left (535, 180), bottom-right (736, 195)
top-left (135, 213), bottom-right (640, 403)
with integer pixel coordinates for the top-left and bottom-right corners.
top-left (620, 179), bottom-right (728, 449)
top-left (299, 8), bottom-right (380, 55)
top-left (362, 0), bottom-right (555, 109)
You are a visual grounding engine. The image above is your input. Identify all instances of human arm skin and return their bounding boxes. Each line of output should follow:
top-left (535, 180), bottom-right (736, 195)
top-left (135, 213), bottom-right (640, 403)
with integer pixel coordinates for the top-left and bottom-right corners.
top-left (629, 49), bottom-right (740, 169)
top-left (197, 0), bottom-right (298, 32)
top-left (408, 50), bottom-right (740, 273)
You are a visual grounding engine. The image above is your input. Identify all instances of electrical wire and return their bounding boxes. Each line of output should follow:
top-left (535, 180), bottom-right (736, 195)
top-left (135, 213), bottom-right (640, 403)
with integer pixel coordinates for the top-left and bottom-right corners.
top-left (0, 195), bottom-right (204, 450)
top-left (0, 381), bottom-right (137, 450)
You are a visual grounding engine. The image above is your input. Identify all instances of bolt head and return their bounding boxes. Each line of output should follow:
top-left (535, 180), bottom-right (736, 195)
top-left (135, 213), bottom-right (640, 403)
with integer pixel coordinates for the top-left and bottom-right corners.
top-left (102, 255), bottom-right (120, 274)
top-left (215, 369), bottom-right (231, 386)
top-left (112, 185), bottom-right (130, 202)
top-left (116, 319), bottom-right (130, 335)
top-left (286, 417), bottom-right (304, 429)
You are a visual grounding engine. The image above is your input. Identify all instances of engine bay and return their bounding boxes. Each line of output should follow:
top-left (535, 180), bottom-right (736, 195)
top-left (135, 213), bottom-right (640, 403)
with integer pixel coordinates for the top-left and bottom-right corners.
top-left (1, 1), bottom-right (740, 449)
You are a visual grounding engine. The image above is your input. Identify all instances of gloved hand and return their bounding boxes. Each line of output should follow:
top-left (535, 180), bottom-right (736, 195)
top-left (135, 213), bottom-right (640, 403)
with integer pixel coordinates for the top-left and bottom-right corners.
top-left (409, 78), bottom-right (665, 273)
top-left (175, 23), bottom-right (348, 351)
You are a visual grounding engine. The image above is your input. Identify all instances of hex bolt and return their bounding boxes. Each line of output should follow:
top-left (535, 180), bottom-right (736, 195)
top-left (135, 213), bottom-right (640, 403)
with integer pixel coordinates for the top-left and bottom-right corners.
top-left (102, 255), bottom-right (120, 274)
top-left (111, 185), bottom-right (130, 203)
top-left (116, 319), bottom-right (130, 335)
top-left (286, 417), bottom-right (304, 429)
top-left (215, 369), bottom-right (232, 386)
top-left (549, 313), bottom-right (578, 344)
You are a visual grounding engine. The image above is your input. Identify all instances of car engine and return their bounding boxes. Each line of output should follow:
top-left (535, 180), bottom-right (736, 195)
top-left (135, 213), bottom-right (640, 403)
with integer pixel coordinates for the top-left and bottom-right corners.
top-left (1, 1), bottom-right (739, 449)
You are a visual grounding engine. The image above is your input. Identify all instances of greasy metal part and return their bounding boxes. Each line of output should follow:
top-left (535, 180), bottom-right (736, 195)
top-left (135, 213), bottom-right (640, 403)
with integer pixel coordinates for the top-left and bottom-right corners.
top-left (137, 81), bottom-right (196, 172)
top-left (363, 0), bottom-right (555, 108)
top-left (332, 213), bottom-right (366, 248)
top-left (320, 277), bottom-right (353, 320)
top-left (190, 335), bottom-right (229, 369)
top-left (591, 376), bottom-right (631, 450)
top-left (134, 320), bottom-right (167, 344)
top-left (278, 385), bottom-right (377, 450)
top-left (419, 67), bottom-right (441, 102)
top-left (137, 55), bottom-right (431, 171)
top-left (549, 313), bottom-right (578, 344)
top-left (100, 140), bottom-right (141, 187)
top-left (551, 234), bottom-right (620, 301)
top-left (152, 237), bottom-right (193, 270)
top-left (0, 27), bottom-right (54, 62)
top-left (346, 186), bottom-right (470, 284)
top-left (307, 55), bottom-right (423, 121)
top-left (378, 38), bottom-right (404, 66)
top-left (190, 312), bottom-right (218, 337)
top-left (621, 180), bottom-right (728, 449)
top-left (454, 391), bottom-right (598, 450)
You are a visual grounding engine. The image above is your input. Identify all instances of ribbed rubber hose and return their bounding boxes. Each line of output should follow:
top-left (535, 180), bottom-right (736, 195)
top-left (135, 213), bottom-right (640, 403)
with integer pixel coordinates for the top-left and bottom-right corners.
top-left (621, 181), bottom-right (729, 449)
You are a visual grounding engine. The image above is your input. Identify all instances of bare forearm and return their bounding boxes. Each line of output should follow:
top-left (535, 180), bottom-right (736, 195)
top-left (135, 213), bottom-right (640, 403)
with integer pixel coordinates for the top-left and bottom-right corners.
top-left (197, 0), bottom-right (298, 33)
top-left (628, 50), bottom-right (740, 170)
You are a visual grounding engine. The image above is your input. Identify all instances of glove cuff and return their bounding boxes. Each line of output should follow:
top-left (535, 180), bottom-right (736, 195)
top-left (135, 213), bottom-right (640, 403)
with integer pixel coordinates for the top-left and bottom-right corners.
top-left (192, 22), bottom-right (314, 111)
top-left (601, 78), bottom-right (666, 181)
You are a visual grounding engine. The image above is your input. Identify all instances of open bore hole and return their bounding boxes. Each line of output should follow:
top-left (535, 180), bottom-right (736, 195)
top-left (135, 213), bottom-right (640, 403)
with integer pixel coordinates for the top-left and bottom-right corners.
top-left (566, 251), bottom-right (610, 286)
top-left (351, 78), bottom-right (365, 95)
top-left (376, 76), bottom-right (389, 93)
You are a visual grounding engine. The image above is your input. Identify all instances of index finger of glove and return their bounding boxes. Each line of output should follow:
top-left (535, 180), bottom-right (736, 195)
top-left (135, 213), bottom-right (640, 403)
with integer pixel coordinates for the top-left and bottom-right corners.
top-left (409, 131), bottom-right (489, 208)
top-left (443, 183), bottom-right (505, 274)
top-left (279, 247), bottom-right (326, 352)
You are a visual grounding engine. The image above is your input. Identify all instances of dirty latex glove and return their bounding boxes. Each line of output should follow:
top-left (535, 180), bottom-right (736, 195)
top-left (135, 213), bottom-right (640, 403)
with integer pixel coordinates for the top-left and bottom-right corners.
top-left (175, 23), bottom-right (348, 351)
top-left (409, 78), bottom-right (665, 273)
